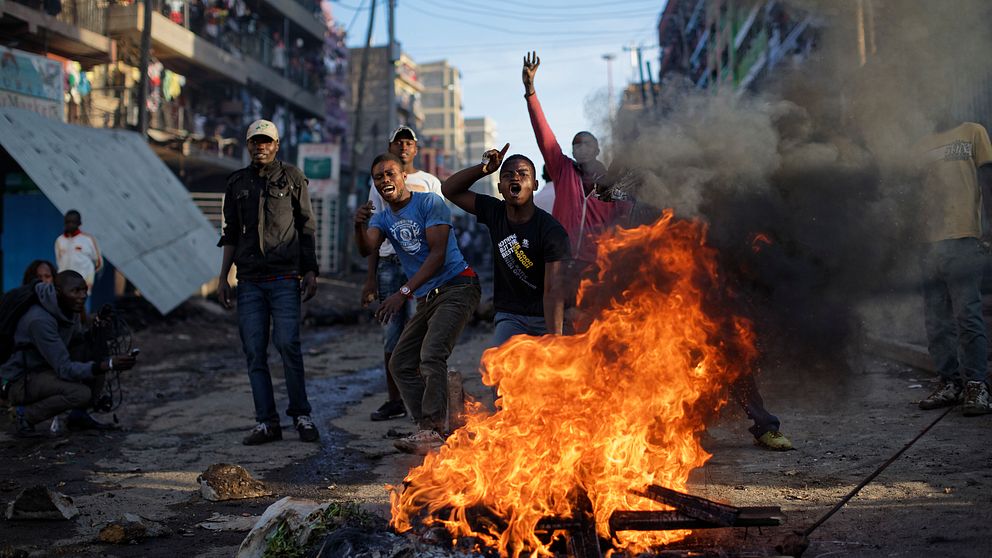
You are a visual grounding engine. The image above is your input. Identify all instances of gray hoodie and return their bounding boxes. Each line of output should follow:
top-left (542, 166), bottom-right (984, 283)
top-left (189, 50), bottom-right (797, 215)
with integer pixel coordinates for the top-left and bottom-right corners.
top-left (0, 282), bottom-right (96, 383)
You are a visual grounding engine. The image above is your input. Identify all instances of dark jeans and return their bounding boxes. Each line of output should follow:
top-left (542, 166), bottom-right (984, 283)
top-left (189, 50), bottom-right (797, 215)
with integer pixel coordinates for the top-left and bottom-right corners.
top-left (920, 237), bottom-right (988, 383)
top-left (237, 278), bottom-right (312, 424)
top-left (731, 373), bottom-right (780, 438)
top-left (390, 279), bottom-right (481, 431)
top-left (8, 369), bottom-right (106, 425)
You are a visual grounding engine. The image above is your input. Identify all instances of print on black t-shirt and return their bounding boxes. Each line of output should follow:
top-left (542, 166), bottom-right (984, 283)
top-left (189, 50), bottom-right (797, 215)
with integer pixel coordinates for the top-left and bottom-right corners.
top-left (474, 195), bottom-right (569, 316)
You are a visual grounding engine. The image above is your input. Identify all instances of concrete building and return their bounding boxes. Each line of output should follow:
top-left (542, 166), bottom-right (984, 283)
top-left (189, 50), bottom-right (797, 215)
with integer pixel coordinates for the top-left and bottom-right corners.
top-left (463, 116), bottom-right (498, 197)
top-left (656, 0), bottom-right (815, 93)
top-left (1, 0), bottom-right (350, 282)
top-left (347, 45), bottom-right (424, 179)
top-left (420, 60), bottom-right (465, 179)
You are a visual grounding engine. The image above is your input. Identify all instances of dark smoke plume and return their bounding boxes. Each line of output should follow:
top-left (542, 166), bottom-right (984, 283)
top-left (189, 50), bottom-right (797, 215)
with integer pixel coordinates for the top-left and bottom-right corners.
top-left (605, 0), bottom-right (992, 367)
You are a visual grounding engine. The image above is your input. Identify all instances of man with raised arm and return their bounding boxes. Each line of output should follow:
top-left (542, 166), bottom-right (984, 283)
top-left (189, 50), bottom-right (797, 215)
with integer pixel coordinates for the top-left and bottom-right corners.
top-left (442, 144), bottom-right (569, 350)
top-left (354, 153), bottom-right (481, 455)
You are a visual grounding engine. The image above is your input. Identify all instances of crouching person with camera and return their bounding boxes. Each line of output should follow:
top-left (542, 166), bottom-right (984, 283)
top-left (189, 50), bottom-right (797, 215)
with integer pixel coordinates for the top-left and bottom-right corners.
top-left (0, 271), bottom-right (135, 437)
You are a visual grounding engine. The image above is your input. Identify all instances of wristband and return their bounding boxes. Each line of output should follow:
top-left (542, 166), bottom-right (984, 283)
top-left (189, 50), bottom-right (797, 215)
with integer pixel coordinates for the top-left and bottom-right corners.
top-left (108, 358), bottom-right (114, 371)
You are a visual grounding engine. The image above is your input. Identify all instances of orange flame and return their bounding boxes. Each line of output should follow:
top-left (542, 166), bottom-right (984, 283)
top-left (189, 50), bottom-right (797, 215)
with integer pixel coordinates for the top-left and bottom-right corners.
top-left (750, 232), bottom-right (773, 254)
top-left (389, 211), bottom-right (758, 556)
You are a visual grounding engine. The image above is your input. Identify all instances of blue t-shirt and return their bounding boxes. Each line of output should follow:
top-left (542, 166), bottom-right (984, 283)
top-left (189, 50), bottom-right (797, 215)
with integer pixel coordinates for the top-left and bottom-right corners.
top-left (369, 192), bottom-right (469, 297)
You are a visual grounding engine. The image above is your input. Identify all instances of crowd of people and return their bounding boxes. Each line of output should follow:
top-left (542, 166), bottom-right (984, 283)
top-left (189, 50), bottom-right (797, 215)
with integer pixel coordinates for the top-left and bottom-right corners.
top-left (6, 52), bottom-right (991, 458)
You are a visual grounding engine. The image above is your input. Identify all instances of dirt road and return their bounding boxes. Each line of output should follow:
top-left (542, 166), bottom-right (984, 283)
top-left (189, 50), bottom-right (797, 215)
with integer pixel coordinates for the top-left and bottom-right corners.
top-left (1, 281), bottom-right (990, 557)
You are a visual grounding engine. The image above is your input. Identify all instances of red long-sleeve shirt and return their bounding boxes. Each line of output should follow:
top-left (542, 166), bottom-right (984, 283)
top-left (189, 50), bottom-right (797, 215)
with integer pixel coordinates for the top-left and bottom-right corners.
top-left (526, 93), bottom-right (624, 264)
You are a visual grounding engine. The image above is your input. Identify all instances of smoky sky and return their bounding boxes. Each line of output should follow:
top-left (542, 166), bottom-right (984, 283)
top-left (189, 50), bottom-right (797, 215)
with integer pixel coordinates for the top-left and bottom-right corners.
top-left (604, 0), bottom-right (992, 365)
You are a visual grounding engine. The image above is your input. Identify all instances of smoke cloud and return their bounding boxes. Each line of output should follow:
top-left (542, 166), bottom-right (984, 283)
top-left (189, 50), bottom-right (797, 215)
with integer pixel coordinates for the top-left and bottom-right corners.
top-left (605, 0), bottom-right (992, 369)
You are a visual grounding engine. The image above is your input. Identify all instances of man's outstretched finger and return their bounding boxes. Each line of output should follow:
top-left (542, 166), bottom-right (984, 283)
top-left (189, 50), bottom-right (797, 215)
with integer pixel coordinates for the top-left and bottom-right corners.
top-left (499, 143), bottom-right (510, 159)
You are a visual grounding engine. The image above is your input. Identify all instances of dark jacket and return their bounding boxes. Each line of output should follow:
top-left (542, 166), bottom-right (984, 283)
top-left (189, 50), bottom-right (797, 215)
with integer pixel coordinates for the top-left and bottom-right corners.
top-left (218, 160), bottom-right (319, 279)
top-left (0, 283), bottom-right (97, 383)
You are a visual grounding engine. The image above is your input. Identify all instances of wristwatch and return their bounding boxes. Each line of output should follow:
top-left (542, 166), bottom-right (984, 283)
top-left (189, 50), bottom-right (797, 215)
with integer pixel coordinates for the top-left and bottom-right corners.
top-left (399, 285), bottom-right (412, 298)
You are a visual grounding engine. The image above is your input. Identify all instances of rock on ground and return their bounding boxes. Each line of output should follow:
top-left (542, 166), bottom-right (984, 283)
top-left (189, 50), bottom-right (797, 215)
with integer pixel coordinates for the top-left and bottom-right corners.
top-left (4, 486), bottom-right (79, 521)
top-left (198, 463), bottom-right (273, 502)
top-left (97, 513), bottom-right (171, 544)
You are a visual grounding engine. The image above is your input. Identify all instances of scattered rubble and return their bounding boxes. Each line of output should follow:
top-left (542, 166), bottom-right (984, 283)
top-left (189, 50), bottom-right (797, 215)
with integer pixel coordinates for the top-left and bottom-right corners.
top-left (197, 512), bottom-right (259, 532)
top-left (4, 486), bottom-right (79, 521)
top-left (97, 513), bottom-right (171, 544)
top-left (237, 498), bottom-right (384, 558)
top-left (197, 463), bottom-right (273, 501)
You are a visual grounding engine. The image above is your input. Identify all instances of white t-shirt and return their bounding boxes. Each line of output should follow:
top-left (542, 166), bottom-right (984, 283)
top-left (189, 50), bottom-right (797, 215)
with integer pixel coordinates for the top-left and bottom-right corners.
top-left (368, 170), bottom-right (442, 257)
top-left (533, 181), bottom-right (555, 214)
top-left (54, 231), bottom-right (103, 290)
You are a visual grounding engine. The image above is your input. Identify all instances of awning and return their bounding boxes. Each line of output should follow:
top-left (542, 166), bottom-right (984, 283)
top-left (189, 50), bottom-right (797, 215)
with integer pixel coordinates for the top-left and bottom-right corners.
top-left (0, 108), bottom-right (220, 314)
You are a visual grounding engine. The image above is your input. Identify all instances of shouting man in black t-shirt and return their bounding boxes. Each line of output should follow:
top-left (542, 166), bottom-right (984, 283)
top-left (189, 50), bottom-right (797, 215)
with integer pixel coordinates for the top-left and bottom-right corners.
top-left (443, 144), bottom-right (570, 346)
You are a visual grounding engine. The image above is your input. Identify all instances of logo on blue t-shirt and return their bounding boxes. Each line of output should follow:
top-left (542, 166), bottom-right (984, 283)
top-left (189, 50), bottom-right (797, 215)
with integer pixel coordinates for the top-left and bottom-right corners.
top-left (390, 219), bottom-right (423, 253)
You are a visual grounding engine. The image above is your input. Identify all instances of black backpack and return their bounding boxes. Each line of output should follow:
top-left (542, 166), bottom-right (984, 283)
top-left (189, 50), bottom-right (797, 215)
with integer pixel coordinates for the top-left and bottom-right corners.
top-left (0, 281), bottom-right (40, 366)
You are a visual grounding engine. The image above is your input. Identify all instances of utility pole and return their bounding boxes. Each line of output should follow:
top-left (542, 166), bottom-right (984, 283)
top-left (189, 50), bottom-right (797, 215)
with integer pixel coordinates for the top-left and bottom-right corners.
top-left (135, 0), bottom-right (152, 136)
top-left (344, 0), bottom-right (377, 272)
top-left (386, 0), bottom-right (398, 134)
top-left (622, 45), bottom-right (649, 108)
top-left (645, 60), bottom-right (659, 110)
top-left (602, 53), bottom-right (615, 112)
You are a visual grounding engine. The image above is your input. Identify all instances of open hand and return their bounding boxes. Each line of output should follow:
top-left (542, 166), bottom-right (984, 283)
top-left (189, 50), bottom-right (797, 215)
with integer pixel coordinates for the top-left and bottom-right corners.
top-left (522, 51), bottom-right (540, 95)
top-left (374, 291), bottom-right (407, 324)
top-left (482, 143), bottom-right (510, 175)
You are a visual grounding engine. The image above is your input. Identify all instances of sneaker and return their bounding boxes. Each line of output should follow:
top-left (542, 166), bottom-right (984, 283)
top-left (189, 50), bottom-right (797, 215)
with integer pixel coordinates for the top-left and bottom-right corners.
top-left (294, 415), bottom-right (320, 443)
top-left (394, 429), bottom-right (444, 455)
top-left (756, 431), bottom-right (793, 451)
top-left (370, 399), bottom-right (407, 421)
top-left (962, 381), bottom-right (992, 416)
top-left (14, 407), bottom-right (40, 438)
top-left (919, 380), bottom-right (963, 410)
top-left (242, 422), bottom-right (282, 445)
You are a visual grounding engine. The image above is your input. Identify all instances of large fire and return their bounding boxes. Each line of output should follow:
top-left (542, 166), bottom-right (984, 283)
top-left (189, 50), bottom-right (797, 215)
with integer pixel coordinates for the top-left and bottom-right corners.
top-left (389, 211), bottom-right (758, 556)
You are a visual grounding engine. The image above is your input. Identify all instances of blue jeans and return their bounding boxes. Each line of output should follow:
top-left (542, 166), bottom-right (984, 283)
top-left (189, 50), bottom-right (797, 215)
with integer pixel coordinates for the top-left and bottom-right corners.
top-left (492, 312), bottom-right (548, 347)
top-left (237, 278), bottom-right (312, 424)
top-left (920, 238), bottom-right (988, 383)
top-left (377, 256), bottom-right (417, 353)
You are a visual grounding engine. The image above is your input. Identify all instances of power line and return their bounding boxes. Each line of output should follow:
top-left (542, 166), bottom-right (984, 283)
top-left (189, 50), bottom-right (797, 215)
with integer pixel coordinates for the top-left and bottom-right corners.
top-left (424, 0), bottom-right (662, 23)
top-left (344, 0), bottom-right (369, 35)
top-left (401, 0), bottom-right (648, 37)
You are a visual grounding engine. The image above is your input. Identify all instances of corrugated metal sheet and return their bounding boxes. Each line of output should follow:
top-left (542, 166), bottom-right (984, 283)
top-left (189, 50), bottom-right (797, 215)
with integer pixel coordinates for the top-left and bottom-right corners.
top-left (0, 108), bottom-right (220, 314)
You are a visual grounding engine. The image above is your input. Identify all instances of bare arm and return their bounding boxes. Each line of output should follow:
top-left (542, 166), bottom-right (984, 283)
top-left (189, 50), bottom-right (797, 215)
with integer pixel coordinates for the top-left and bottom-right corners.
top-left (543, 260), bottom-right (565, 335)
top-left (354, 201), bottom-right (385, 257)
top-left (442, 143), bottom-right (510, 214)
top-left (362, 253), bottom-right (379, 307)
top-left (373, 224), bottom-right (451, 323)
top-left (403, 224), bottom-right (451, 293)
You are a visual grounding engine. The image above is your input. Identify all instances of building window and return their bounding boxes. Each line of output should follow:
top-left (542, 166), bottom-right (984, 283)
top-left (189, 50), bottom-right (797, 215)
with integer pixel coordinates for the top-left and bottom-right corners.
top-left (425, 114), bottom-right (444, 129)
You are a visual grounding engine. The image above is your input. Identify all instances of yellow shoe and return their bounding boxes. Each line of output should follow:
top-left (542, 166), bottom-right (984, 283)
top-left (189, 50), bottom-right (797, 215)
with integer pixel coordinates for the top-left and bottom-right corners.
top-left (756, 431), bottom-right (793, 451)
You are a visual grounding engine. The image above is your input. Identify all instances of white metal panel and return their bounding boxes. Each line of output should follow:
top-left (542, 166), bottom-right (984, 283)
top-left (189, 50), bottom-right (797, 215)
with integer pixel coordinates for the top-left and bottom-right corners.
top-left (0, 108), bottom-right (220, 314)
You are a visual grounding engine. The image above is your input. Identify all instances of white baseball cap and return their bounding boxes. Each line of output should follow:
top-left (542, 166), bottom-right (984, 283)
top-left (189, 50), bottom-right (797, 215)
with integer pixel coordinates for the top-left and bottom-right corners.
top-left (389, 125), bottom-right (418, 142)
top-left (246, 119), bottom-right (279, 141)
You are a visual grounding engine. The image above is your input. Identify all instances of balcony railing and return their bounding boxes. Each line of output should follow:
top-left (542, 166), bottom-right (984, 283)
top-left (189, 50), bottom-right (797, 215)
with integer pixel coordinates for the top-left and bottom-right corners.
top-left (146, 0), bottom-right (327, 94)
top-left (11, 0), bottom-right (109, 35)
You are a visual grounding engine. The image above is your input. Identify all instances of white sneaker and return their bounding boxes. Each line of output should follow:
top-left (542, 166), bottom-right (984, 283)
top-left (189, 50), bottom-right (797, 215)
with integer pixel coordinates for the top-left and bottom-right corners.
top-left (394, 429), bottom-right (444, 455)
